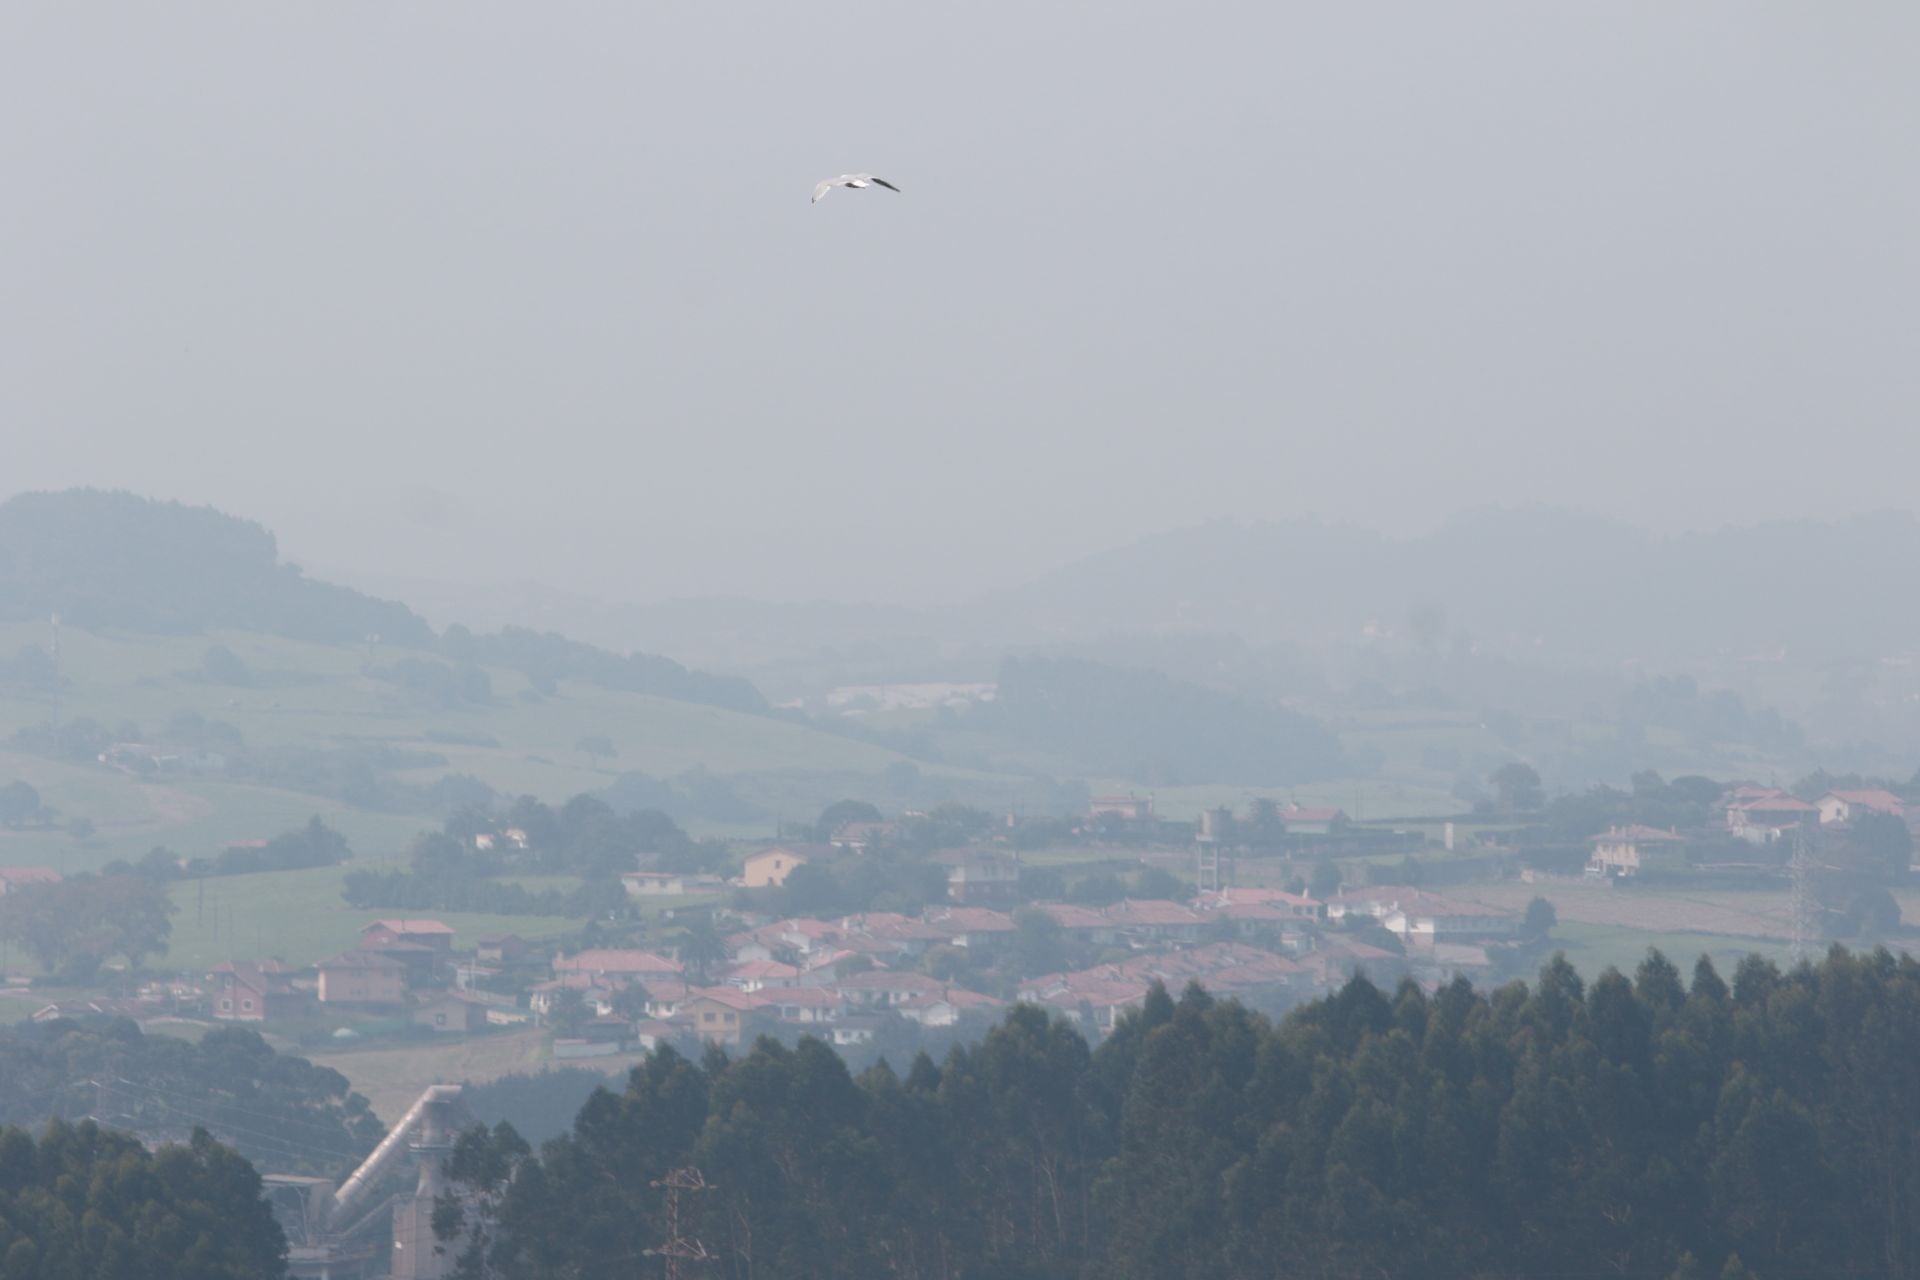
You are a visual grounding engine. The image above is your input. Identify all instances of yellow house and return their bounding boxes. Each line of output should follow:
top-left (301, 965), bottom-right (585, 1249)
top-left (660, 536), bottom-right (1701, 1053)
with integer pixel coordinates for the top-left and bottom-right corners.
top-left (741, 846), bottom-right (810, 888)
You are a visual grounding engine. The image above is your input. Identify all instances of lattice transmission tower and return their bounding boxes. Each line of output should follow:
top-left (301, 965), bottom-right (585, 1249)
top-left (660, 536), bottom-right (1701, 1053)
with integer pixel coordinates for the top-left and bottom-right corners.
top-left (646, 1167), bottom-right (715, 1280)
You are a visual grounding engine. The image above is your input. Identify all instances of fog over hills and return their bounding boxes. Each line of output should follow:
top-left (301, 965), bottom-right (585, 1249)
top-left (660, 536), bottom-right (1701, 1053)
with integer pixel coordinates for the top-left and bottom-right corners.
top-left (332, 507), bottom-right (1920, 678)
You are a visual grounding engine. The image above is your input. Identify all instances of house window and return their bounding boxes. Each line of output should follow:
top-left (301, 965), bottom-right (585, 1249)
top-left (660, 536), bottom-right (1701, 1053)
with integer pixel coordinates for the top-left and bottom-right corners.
top-left (703, 1011), bottom-right (716, 1023)
top-left (242, 999), bottom-right (254, 1012)
top-left (219, 999), bottom-right (232, 1012)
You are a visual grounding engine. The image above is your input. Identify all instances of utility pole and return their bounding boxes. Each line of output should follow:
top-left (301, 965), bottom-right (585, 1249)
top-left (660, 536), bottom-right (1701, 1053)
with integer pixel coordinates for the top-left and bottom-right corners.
top-left (646, 1167), bottom-right (715, 1280)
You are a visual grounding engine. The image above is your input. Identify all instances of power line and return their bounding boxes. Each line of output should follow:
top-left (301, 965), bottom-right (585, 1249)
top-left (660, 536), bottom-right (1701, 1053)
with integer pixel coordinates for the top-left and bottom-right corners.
top-left (103, 1075), bottom-right (372, 1146)
top-left (96, 1080), bottom-right (365, 1169)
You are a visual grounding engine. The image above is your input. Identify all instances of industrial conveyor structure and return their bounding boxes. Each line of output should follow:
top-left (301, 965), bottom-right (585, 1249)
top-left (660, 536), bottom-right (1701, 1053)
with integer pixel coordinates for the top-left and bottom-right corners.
top-left (264, 1084), bottom-right (472, 1280)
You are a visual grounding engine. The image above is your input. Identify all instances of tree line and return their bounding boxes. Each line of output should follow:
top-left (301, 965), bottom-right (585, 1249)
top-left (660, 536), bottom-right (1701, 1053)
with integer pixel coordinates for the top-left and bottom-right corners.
top-left (0, 1121), bottom-right (286, 1280)
top-left (442, 945), bottom-right (1920, 1280)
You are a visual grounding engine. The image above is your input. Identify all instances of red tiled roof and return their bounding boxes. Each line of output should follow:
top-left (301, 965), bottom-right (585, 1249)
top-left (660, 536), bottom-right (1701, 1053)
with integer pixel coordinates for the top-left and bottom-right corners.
top-left (930, 907), bottom-right (1017, 933)
top-left (686, 987), bottom-right (759, 1013)
top-left (364, 919), bottom-right (455, 936)
top-left (836, 970), bottom-right (943, 993)
top-left (1034, 903), bottom-right (1111, 930)
top-left (1730, 795), bottom-right (1815, 814)
top-left (1590, 824), bottom-right (1685, 843)
top-left (554, 949), bottom-right (683, 976)
top-left (319, 951), bottom-right (406, 972)
top-left (726, 959), bottom-right (800, 980)
top-left (209, 960), bottom-right (298, 996)
top-left (1107, 899), bottom-right (1205, 927)
top-left (1827, 790), bottom-right (1907, 815)
top-left (837, 974), bottom-right (940, 997)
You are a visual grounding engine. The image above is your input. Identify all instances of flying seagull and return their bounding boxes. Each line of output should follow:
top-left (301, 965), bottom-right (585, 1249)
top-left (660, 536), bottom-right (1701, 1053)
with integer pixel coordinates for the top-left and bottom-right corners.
top-left (812, 173), bottom-right (901, 204)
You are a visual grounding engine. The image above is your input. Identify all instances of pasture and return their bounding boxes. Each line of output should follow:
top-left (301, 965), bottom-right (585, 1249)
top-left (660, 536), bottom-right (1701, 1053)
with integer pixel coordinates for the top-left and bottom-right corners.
top-left (164, 864), bottom-right (581, 973)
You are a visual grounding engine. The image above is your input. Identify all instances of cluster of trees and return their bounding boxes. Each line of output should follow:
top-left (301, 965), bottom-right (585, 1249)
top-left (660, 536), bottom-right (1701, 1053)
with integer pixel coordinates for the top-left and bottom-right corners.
top-left (460, 1068), bottom-right (617, 1147)
top-left (342, 832), bottom-right (624, 918)
top-left (1619, 675), bottom-right (1805, 755)
top-left (1539, 770), bottom-right (1726, 840)
top-left (980, 656), bottom-right (1351, 786)
top-left (0, 1020), bottom-right (382, 1180)
top-left (438, 623), bottom-right (764, 712)
top-left (219, 815), bottom-right (351, 876)
top-left (451, 794), bottom-right (703, 877)
top-left (599, 766), bottom-right (763, 825)
top-left (0, 1121), bottom-right (287, 1280)
top-left (443, 946), bottom-right (1920, 1280)
top-left (0, 782), bottom-right (45, 828)
top-left (345, 793), bottom-right (705, 915)
top-left (96, 818), bottom-right (352, 885)
top-left (752, 853), bottom-right (950, 921)
top-left (0, 876), bottom-right (174, 982)
top-left (0, 645), bottom-right (58, 697)
top-left (365, 656), bottom-right (493, 708)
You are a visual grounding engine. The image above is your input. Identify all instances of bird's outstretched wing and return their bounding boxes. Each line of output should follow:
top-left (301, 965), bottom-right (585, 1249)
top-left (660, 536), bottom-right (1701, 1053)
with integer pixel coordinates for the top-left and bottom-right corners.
top-left (867, 177), bottom-right (901, 193)
top-left (812, 179), bottom-right (839, 203)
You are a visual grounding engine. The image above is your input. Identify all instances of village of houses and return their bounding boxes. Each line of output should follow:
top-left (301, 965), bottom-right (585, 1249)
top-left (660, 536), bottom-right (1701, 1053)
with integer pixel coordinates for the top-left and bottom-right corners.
top-left (2, 782), bottom-right (1914, 1067)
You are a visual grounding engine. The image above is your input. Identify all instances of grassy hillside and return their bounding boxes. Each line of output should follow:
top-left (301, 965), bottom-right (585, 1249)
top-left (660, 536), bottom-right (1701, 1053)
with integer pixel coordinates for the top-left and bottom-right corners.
top-left (0, 622), bottom-right (992, 867)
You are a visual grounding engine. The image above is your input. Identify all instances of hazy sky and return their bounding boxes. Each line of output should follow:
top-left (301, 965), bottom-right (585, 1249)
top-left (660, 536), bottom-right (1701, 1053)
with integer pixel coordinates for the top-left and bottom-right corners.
top-left (3, 3), bottom-right (1915, 605)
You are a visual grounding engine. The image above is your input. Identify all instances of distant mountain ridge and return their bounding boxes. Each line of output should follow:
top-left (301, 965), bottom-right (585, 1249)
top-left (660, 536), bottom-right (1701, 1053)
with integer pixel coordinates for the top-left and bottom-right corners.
top-left (0, 489), bottom-right (765, 712)
top-left (979, 507), bottom-right (1920, 663)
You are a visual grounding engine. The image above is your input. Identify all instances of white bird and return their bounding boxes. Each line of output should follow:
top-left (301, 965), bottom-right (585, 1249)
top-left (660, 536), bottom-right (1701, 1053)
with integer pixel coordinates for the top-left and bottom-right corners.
top-left (812, 173), bottom-right (901, 204)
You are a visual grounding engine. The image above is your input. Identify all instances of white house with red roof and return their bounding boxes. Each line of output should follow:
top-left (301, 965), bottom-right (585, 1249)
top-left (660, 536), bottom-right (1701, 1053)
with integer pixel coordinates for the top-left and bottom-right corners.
top-left (1817, 789), bottom-right (1908, 826)
top-left (208, 959), bottom-right (309, 1022)
top-left (1381, 898), bottom-right (1520, 948)
top-left (1104, 899), bottom-right (1208, 943)
top-left (1725, 790), bottom-right (1816, 843)
top-left (1278, 805), bottom-right (1349, 836)
top-left (1195, 887), bottom-right (1327, 922)
top-left (1586, 826), bottom-right (1687, 877)
top-left (723, 958), bottom-right (801, 992)
top-left (552, 948), bottom-right (683, 978)
top-left (1033, 902), bottom-right (1120, 944)
top-left (927, 906), bottom-right (1018, 948)
top-left (835, 969), bottom-right (945, 1008)
top-left (360, 919), bottom-right (455, 952)
top-left (897, 988), bottom-right (1004, 1028)
top-left (931, 848), bottom-right (1022, 904)
top-left (1088, 794), bottom-right (1154, 823)
top-left (756, 986), bottom-right (843, 1025)
top-left (0, 867), bottom-right (61, 896)
top-left (681, 987), bottom-right (758, 1047)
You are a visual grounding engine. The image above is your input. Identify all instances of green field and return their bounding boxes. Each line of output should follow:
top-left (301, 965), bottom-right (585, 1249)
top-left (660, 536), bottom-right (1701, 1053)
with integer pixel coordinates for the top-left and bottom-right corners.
top-left (0, 754), bottom-right (429, 874)
top-left (164, 864), bottom-right (581, 973)
top-left (1547, 920), bottom-right (1795, 983)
